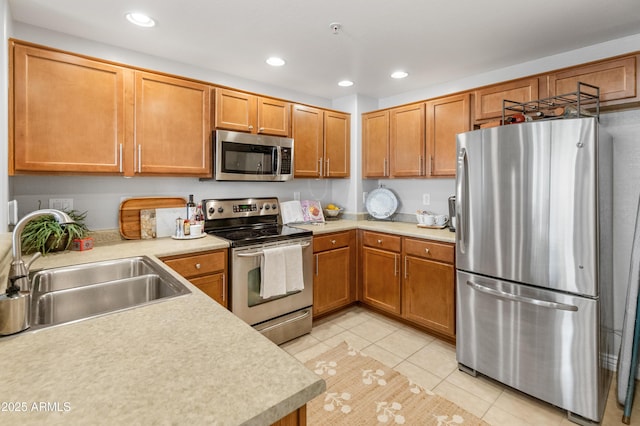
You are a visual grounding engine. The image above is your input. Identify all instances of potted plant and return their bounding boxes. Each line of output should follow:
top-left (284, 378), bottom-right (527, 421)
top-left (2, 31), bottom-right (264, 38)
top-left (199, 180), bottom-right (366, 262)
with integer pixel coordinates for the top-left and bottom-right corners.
top-left (20, 209), bottom-right (89, 254)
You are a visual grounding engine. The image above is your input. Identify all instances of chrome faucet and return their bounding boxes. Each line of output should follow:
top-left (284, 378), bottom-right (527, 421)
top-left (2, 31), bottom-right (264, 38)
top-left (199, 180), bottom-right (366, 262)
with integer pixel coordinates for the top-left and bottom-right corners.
top-left (0, 209), bottom-right (74, 336)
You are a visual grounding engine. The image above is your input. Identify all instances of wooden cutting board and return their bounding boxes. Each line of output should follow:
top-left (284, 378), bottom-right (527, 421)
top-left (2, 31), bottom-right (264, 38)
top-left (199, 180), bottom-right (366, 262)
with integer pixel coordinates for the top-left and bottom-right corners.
top-left (119, 197), bottom-right (186, 239)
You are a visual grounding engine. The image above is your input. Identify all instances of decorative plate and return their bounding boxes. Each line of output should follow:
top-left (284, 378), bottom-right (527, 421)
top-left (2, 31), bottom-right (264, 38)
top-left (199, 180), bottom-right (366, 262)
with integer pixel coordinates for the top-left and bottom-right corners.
top-left (365, 188), bottom-right (399, 219)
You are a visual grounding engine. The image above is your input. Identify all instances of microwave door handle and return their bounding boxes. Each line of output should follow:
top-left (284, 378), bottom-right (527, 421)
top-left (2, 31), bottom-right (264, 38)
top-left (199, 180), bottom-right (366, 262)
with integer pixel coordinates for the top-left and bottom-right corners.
top-left (273, 146), bottom-right (280, 175)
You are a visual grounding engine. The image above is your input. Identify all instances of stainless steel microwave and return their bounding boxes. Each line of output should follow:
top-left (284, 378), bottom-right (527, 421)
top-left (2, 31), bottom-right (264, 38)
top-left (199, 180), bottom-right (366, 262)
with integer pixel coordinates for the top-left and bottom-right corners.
top-left (214, 130), bottom-right (294, 181)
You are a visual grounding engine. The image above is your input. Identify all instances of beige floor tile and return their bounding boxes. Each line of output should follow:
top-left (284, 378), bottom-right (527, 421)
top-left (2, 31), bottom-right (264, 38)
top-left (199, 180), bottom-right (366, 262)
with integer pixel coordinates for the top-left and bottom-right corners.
top-left (375, 328), bottom-right (432, 359)
top-left (322, 330), bottom-right (372, 351)
top-left (294, 342), bottom-right (332, 363)
top-left (426, 337), bottom-right (456, 358)
top-left (328, 309), bottom-right (373, 329)
top-left (433, 380), bottom-right (492, 419)
top-left (492, 388), bottom-right (564, 425)
top-left (406, 345), bottom-right (459, 379)
top-left (445, 369), bottom-right (504, 404)
top-left (348, 317), bottom-right (399, 342)
top-left (483, 404), bottom-right (539, 426)
top-left (393, 360), bottom-right (443, 391)
top-left (309, 320), bottom-right (345, 341)
top-left (361, 343), bottom-right (405, 368)
top-left (279, 333), bottom-right (321, 355)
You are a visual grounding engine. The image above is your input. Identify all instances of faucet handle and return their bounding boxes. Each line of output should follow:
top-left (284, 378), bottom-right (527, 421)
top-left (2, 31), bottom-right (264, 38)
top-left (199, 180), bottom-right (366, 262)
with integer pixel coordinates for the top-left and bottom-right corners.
top-left (5, 276), bottom-right (23, 296)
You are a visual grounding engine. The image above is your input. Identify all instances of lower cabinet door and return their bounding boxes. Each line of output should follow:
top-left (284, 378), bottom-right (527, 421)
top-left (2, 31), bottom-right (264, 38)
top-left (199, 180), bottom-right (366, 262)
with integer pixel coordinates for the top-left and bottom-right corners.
top-left (402, 256), bottom-right (455, 337)
top-left (314, 247), bottom-right (351, 316)
top-left (362, 247), bottom-right (401, 315)
top-left (190, 273), bottom-right (226, 308)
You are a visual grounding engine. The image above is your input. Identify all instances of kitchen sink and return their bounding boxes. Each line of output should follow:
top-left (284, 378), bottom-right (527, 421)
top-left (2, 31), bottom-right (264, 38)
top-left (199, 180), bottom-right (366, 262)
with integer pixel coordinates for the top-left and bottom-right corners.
top-left (29, 256), bottom-right (191, 330)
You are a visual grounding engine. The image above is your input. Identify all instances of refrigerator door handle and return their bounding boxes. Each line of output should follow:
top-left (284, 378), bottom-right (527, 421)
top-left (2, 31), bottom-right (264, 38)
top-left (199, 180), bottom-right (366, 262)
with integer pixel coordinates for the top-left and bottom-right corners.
top-left (456, 147), bottom-right (468, 253)
top-left (466, 281), bottom-right (579, 312)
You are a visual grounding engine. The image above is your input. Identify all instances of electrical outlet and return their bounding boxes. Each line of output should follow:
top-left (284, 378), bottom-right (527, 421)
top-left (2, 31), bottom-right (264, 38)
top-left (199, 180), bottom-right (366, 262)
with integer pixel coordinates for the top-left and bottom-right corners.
top-left (422, 193), bottom-right (431, 205)
top-left (49, 198), bottom-right (73, 211)
top-left (293, 192), bottom-right (300, 201)
top-left (8, 200), bottom-right (18, 226)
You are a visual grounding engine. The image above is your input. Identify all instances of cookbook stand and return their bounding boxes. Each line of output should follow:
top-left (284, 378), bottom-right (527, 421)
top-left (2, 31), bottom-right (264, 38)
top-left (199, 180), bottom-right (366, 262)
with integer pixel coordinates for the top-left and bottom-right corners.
top-left (366, 214), bottom-right (396, 222)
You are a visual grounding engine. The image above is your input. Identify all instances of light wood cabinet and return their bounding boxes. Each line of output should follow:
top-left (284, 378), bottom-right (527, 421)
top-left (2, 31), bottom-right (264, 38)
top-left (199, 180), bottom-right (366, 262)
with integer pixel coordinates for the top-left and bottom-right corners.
top-left (361, 231), bottom-right (402, 315)
top-left (402, 238), bottom-right (455, 338)
top-left (161, 249), bottom-right (228, 308)
top-left (426, 94), bottom-right (470, 177)
top-left (10, 41), bottom-right (213, 177)
top-left (548, 55), bottom-right (638, 105)
top-left (362, 110), bottom-right (390, 178)
top-left (134, 71), bottom-right (212, 177)
top-left (474, 77), bottom-right (542, 121)
top-left (389, 103), bottom-right (426, 177)
top-left (292, 104), bottom-right (350, 178)
top-left (11, 42), bottom-right (129, 174)
top-left (215, 88), bottom-right (290, 136)
top-left (312, 231), bottom-right (356, 317)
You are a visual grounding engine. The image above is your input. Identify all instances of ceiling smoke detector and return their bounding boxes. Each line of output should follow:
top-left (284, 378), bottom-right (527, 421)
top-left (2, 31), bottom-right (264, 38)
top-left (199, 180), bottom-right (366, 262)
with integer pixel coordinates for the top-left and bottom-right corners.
top-left (329, 22), bottom-right (342, 35)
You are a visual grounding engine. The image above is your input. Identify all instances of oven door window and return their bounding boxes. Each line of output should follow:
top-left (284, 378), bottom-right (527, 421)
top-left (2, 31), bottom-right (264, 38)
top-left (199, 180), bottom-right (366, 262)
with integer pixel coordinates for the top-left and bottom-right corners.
top-left (247, 266), bottom-right (298, 307)
top-left (222, 142), bottom-right (277, 175)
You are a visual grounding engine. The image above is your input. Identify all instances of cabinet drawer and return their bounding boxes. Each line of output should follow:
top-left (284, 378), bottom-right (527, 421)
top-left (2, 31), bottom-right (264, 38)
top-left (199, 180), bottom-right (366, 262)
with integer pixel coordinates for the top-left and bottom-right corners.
top-left (314, 231), bottom-right (351, 252)
top-left (163, 250), bottom-right (226, 278)
top-left (403, 238), bottom-right (454, 264)
top-left (362, 231), bottom-right (401, 252)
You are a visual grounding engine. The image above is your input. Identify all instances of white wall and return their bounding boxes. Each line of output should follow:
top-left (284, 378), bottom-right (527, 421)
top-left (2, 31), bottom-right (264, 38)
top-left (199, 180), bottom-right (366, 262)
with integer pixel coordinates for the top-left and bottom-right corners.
top-left (0, 0), bottom-right (11, 232)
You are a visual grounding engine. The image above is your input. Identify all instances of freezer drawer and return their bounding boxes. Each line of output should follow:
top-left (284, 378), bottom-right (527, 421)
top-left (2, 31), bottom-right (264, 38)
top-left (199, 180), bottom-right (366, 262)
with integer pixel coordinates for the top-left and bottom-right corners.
top-left (456, 270), bottom-right (610, 422)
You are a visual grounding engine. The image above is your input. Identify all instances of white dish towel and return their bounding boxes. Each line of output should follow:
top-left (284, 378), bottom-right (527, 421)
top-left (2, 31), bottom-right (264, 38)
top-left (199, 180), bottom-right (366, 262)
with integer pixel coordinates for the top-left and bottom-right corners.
top-left (282, 245), bottom-right (304, 292)
top-left (260, 247), bottom-right (287, 298)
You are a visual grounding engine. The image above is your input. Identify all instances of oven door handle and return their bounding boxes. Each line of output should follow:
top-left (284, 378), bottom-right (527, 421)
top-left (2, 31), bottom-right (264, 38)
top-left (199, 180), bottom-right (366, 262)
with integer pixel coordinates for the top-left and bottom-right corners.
top-left (236, 242), bottom-right (311, 257)
top-left (254, 309), bottom-right (311, 334)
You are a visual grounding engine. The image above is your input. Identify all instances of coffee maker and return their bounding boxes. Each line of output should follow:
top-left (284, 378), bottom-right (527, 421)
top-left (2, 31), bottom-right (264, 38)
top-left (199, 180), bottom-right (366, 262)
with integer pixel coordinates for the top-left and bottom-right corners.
top-left (448, 195), bottom-right (456, 232)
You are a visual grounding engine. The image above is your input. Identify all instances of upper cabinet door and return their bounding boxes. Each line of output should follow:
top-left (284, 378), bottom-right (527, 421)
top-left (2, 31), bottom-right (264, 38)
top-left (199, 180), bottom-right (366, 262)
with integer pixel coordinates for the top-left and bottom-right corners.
top-left (426, 93), bottom-right (470, 177)
top-left (134, 72), bottom-right (211, 177)
top-left (292, 104), bottom-right (324, 178)
top-left (362, 110), bottom-right (390, 178)
top-left (12, 43), bottom-right (128, 174)
top-left (215, 88), bottom-right (256, 133)
top-left (257, 97), bottom-right (290, 136)
top-left (474, 77), bottom-right (541, 121)
top-left (324, 111), bottom-right (350, 178)
top-left (390, 103), bottom-right (426, 177)
top-left (548, 56), bottom-right (637, 104)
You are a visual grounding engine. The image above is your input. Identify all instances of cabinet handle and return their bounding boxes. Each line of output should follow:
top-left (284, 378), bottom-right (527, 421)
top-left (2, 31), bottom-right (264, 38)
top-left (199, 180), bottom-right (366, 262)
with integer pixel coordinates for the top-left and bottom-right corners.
top-left (137, 145), bottom-right (142, 173)
top-left (119, 144), bottom-right (123, 173)
top-left (248, 125), bottom-right (254, 130)
top-left (404, 256), bottom-right (408, 279)
top-left (195, 263), bottom-right (201, 270)
top-left (326, 158), bottom-right (330, 176)
top-left (221, 275), bottom-right (226, 302)
top-left (377, 239), bottom-right (383, 245)
top-left (258, 127), bottom-right (264, 132)
top-left (315, 254), bottom-right (319, 276)
top-left (394, 254), bottom-right (398, 276)
top-left (331, 240), bottom-right (336, 245)
top-left (425, 248), bottom-right (430, 254)
top-left (319, 157), bottom-right (324, 177)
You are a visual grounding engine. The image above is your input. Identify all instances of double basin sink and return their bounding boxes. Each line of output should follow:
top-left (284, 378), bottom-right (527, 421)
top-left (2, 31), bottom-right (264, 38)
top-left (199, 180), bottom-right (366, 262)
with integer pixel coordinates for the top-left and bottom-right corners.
top-left (28, 256), bottom-right (191, 331)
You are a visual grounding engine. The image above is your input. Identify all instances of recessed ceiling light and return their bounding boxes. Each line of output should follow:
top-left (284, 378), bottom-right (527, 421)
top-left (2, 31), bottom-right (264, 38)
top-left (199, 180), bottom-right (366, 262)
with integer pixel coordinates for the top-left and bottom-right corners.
top-left (338, 80), bottom-right (354, 87)
top-left (125, 12), bottom-right (156, 28)
top-left (266, 57), bottom-right (286, 67)
top-left (391, 71), bottom-right (409, 79)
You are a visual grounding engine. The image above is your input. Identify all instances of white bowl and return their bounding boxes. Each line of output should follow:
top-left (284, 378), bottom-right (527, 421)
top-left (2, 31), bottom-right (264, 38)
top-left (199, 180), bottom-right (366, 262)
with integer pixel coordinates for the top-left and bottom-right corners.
top-left (324, 208), bottom-right (342, 217)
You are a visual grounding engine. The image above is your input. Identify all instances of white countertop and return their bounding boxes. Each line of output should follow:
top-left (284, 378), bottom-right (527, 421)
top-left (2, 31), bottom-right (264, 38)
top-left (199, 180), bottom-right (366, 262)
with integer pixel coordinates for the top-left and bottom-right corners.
top-left (0, 234), bottom-right (324, 425)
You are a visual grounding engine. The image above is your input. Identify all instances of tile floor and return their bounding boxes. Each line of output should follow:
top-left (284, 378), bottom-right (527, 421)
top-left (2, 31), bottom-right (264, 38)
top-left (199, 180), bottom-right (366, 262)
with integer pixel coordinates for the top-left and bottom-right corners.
top-left (281, 305), bottom-right (639, 426)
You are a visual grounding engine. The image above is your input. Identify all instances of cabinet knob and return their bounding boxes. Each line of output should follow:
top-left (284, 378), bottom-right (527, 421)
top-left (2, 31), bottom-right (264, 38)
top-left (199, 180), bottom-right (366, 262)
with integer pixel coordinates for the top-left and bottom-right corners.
top-left (258, 127), bottom-right (264, 132)
top-left (425, 248), bottom-right (430, 254)
top-left (195, 263), bottom-right (201, 269)
top-left (331, 239), bottom-right (336, 245)
top-left (248, 125), bottom-right (254, 130)
top-left (377, 239), bottom-right (383, 244)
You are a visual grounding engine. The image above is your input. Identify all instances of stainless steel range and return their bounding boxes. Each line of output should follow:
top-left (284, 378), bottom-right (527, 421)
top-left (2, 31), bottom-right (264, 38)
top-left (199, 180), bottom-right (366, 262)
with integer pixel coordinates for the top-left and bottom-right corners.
top-left (203, 197), bottom-right (313, 345)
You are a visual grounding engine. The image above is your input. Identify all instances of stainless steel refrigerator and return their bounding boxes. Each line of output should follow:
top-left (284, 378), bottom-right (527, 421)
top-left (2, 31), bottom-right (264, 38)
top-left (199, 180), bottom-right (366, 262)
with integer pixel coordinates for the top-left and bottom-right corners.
top-left (455, 117), bottom-right (614, 424)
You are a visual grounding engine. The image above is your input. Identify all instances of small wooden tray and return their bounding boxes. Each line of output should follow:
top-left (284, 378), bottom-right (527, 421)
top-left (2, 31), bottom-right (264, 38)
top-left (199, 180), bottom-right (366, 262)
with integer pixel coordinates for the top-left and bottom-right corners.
top-left (119, 197), bottom-right (186, 239)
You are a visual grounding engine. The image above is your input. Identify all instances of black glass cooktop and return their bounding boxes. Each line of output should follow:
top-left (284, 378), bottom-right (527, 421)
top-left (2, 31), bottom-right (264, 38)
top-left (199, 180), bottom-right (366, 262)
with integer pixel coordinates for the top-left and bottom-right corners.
top-left (208, 224), bottom-right (312, 247)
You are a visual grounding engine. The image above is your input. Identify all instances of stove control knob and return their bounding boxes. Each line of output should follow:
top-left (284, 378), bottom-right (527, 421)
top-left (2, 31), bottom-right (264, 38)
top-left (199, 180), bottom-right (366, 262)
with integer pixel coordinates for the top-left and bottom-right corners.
top-left (218, 207), bottom-right (224, 213)
top-left (208, 207), bottom-right (215, 215)
top-left (271, 204), bottom-right (277, 210)
top-left (264, 204), bottom-right (270, 210)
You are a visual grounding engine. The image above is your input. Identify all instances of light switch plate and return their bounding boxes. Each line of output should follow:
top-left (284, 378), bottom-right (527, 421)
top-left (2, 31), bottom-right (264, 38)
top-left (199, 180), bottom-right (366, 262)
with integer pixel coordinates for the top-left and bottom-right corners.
top-left (8, 200), bottom-right (18, 225)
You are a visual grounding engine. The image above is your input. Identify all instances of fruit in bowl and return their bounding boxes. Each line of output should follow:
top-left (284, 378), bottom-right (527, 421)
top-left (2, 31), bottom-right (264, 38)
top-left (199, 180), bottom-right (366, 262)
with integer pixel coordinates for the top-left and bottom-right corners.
top-left (324, 204), bottom-right (343, 218)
